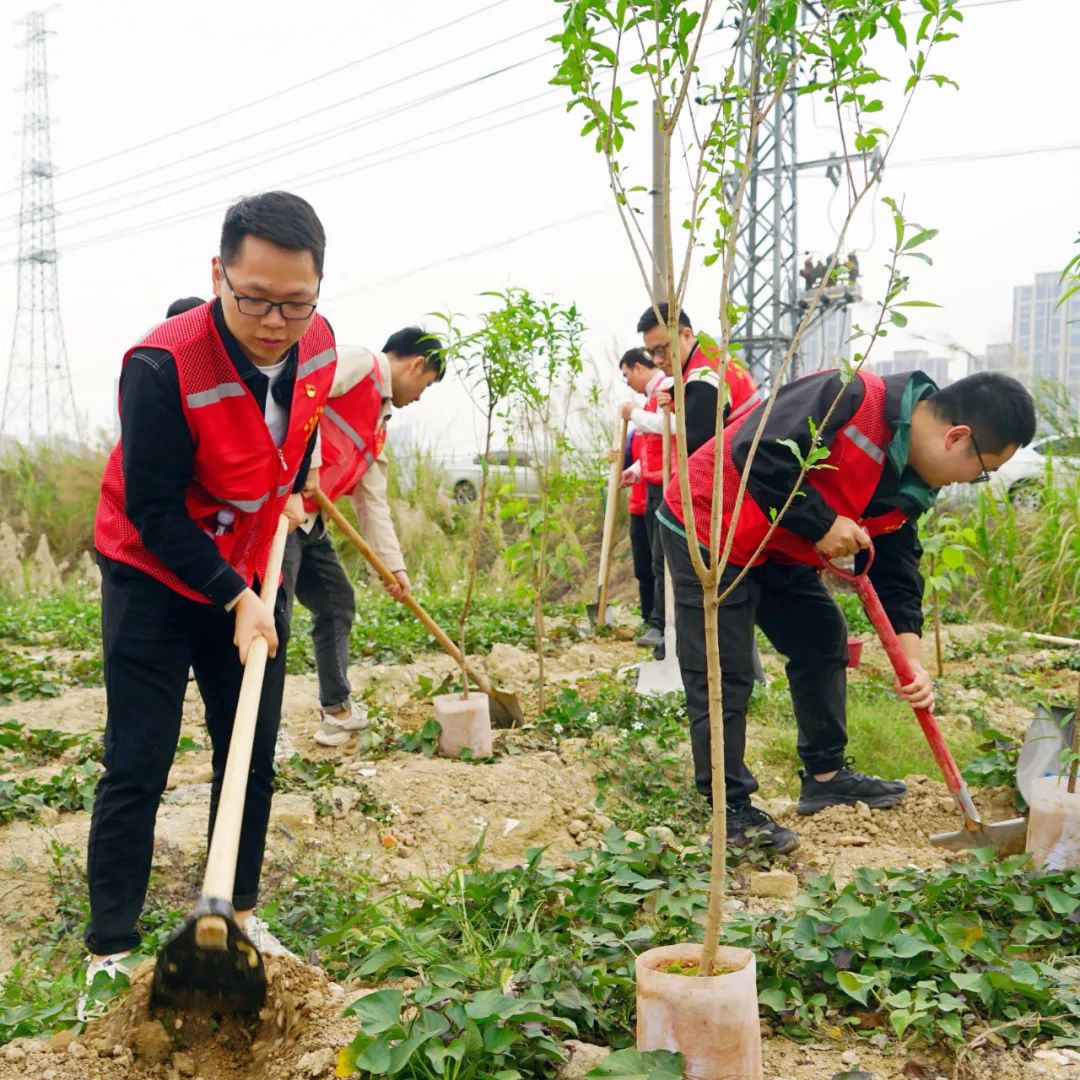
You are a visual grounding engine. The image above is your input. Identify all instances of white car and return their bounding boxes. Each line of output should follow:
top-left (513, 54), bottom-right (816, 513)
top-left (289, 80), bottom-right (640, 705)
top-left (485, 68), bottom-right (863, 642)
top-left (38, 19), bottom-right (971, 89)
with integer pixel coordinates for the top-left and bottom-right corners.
top-left (983, 434), bottom-right (1080, 508)
top-left (443, 450), bottom-right (541, 504)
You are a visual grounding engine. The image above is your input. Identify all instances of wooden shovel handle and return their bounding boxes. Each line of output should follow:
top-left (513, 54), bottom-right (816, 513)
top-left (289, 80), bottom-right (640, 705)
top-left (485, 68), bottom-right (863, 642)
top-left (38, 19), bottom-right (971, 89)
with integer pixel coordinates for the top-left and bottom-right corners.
top-left (596, 417), bottom-right (629, 626)
top-left (314, 491), bottom-right (494, 696)
top-left (201, 514), bottom-right (290, 907)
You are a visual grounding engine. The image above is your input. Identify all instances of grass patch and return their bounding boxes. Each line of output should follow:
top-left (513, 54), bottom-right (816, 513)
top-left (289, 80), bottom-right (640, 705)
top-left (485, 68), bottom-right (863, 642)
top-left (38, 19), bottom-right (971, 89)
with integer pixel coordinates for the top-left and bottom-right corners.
top-left (746, 675), bottom-right (984, 799)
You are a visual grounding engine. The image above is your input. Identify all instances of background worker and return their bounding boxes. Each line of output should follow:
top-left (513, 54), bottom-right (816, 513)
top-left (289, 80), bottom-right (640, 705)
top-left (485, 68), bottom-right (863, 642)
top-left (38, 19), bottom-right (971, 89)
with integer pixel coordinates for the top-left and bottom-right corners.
top-left (658, 368), bottom-right (1036, 856)
top-left (84, 192), bottom-right (335, 1012)
top-left (286, 328), bottom-right (446, 748)
top-left (625, 304), bottom-right (760, 657)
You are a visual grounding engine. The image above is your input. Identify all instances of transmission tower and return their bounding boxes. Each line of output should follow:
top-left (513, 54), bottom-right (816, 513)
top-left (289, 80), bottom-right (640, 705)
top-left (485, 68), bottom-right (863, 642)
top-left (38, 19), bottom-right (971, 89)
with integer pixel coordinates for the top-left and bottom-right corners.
top-left (2, 10), bottom-right (83, 445)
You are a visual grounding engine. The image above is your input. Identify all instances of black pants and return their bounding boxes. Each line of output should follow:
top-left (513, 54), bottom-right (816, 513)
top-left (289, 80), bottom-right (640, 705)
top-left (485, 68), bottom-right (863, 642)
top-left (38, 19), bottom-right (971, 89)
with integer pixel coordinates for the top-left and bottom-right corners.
top-left (629, 513), bottom-right (655, 624)
top-left (282, 520), bottom-right (355, 710)
top-left (85, 556), bottom-right (289, 955)
top-left (645, 484), bottom-right (666, 631)
top-left (661, 527), bottom-right (849, 805)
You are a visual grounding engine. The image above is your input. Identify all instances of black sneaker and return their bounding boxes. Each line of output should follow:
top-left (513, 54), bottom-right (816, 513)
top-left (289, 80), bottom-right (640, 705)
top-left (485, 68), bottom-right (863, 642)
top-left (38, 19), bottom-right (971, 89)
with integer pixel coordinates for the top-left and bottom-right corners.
top-left (796, 759), bottom-right (908, 815)
top-left (652, 643), bottom-right (666, 661)
top-left (726, 800), bottom-right (800, 856)
top-left (635, 626), bottom-right (664, 648)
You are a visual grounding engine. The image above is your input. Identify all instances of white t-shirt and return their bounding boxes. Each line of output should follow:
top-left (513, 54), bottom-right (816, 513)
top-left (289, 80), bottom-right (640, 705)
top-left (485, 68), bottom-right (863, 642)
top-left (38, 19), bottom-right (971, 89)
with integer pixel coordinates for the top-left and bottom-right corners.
top-left (259, 357), bottom-right (289, 447)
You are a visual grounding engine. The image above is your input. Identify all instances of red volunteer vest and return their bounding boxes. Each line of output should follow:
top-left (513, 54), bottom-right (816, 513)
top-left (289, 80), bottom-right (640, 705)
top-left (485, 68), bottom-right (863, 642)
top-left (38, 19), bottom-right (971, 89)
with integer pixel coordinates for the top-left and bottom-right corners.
top-left (640, 345), bottom-right (760, 485)
top-left (663, 370), bottom-right (907, 566)
top-left (95, 303), bottom-right (337, 602)
top-left (307, 355), bottom-right (387, 507)
top-left (628, 431), bottom-right (647, 516)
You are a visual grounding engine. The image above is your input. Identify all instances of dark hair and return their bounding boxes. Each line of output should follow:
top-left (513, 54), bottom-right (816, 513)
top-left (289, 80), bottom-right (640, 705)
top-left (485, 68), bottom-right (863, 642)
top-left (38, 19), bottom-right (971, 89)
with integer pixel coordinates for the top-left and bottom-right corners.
top-left (382, 326), bottom-right (446, 382)
top-left (619, 347), bottom-right (655, 371)
top-left (927, 371), bottom-right (1036, 454)
top-left (637, 302), bottom-right (693, 334)
top-left (166, 296), bottom-right (205, 318)
top-left (220, 191), bottom-right (326, 276)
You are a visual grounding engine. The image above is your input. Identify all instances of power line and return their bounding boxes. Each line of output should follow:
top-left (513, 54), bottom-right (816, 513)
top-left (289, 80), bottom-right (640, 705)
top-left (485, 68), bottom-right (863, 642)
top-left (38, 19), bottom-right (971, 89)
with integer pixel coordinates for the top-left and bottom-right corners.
top-left (0, 0), bottom-right (521, 200)
top-left (0, 15), bottom-right (557, 225)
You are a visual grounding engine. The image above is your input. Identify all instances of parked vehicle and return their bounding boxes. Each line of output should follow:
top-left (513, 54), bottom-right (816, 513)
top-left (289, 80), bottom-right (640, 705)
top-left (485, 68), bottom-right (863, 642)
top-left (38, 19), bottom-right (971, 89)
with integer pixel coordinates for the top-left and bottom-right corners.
top-left (443, 450), bottom-right (541, 503)
top-left (985, 434), bottom-right (1080, 508)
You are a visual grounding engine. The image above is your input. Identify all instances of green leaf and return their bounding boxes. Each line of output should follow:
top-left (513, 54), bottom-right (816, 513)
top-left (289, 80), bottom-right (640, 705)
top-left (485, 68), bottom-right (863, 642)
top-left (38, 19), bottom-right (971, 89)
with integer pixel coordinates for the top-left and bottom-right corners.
top-left (587, 1048), bottom-right (685, 1079)
top-left (343, 988), bottom-right (403, 1034)
top-left (1043, 886), bottom-right (1078, 915)
top-left (837, 970), bottom-right (876, 1005)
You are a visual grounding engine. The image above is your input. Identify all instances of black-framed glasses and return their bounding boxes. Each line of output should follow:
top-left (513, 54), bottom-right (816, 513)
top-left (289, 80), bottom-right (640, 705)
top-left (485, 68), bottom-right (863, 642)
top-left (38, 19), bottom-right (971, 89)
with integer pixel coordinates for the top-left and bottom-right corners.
top-left (969, 432), bottom-right (991, 484)
top-left (219, 263), bottom-right (318, 320)
top-left (647, 342), bottom-right (671, 360)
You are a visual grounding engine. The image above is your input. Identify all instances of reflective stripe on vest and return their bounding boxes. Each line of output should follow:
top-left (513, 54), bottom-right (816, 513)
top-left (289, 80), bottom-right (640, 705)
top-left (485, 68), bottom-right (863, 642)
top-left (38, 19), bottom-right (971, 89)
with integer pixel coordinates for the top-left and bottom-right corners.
top-left (297, 347), bottom-right (337, 379)
top-left (186, 382), bottom-right (246, 409)
top-left (843, 423), bottom-right (886, 465)
top-left (323, 403), bottom-right (368, 453)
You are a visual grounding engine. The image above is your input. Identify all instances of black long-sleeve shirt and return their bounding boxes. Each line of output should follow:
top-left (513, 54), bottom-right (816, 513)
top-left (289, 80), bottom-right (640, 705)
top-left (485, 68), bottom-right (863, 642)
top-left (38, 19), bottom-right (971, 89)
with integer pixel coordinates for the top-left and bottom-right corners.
top-left (728, 370), bottom-right (931, 636)
top-left (113, 300), bottom-right (320, 606)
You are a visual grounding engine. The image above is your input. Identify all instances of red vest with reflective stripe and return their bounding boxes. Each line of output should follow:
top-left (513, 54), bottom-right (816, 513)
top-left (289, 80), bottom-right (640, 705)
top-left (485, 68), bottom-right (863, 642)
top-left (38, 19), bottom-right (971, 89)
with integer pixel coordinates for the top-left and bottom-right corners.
top-left (628, 431), bottom-right (647, 516)
top-left (662, 370), bottom-right (908, 566)
top-left (640, 345), bottom-right (760, 485)
top-left (95, 303), bottom-right (337, 602)
top-left (309, 358), bottom-right (387, 506)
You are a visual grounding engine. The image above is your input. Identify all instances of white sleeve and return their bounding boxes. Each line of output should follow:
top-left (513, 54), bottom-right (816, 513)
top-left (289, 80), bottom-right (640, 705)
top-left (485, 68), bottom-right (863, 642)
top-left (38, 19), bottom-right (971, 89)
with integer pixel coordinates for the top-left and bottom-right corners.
top-left (630, 407), bottom-right (664, 434)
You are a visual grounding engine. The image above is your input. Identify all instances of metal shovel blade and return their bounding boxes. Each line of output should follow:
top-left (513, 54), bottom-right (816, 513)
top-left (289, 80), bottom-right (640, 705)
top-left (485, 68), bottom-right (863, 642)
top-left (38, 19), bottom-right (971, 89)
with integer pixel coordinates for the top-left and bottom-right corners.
top-left (585, 602), bottom-right (614, 627)
top-left (929, 816), bottom-right (1029, 856)
top-left (635, 653), bottom-right (684, 696)
top-left (152, 902), bottom-right (266, 1014)
top-left (488, 687), bottom-right (525, 728)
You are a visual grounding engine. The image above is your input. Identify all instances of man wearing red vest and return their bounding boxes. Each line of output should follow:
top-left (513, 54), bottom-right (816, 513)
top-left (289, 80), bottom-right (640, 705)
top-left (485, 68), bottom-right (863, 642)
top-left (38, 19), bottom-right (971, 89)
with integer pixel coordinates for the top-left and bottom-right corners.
top-left (658, 368), bottom-right (1035, 856)
top-left (283, 328), bottom-right (445, 749)
top-left (624, 305), bottom-right (760, 657)
top-left (613, 348), bottom-right (657, 624)
top-left (84, 192), bottom-right (334, 1009)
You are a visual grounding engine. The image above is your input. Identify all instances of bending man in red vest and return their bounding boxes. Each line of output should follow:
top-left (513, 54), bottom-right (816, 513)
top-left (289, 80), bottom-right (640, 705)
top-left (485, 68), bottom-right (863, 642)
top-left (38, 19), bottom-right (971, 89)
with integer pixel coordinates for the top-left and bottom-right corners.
top-left (658, 368), bottom-right (1035, 855)
top-left (85, 192), bottom-right (334, 1010)
top-left (284, 328), bottom-right (445, 749)
top-left (622, 304), bottom-right (760, 658)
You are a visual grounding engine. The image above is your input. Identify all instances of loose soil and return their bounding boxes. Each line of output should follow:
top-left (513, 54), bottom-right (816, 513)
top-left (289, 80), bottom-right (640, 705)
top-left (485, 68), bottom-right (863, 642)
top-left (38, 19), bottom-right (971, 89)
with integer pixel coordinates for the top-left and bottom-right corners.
top-left (0, 622), bottom-right (1073, 1078)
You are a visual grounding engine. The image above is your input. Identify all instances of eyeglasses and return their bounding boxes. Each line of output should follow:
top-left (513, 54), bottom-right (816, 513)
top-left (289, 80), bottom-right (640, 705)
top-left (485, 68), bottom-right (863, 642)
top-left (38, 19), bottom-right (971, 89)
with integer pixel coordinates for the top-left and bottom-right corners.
top-left (969, 432), bottom-right (991, 484)
top-left (647, 343), bottom-right (671, 360)
top-left (219, 263), bottom-right (318, 320)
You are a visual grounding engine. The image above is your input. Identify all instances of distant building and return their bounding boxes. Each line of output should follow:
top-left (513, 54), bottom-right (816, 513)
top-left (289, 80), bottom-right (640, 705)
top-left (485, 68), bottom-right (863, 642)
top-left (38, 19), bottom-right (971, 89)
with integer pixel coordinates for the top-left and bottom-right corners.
top-left (1012, 271), bottom-right (1080, 398)
top-left (796, 303), bottom-right (851, 374)
top-left (967, 342), bottom-right (1032, 382)
top-left (873, 348), bottom-right (952, 386)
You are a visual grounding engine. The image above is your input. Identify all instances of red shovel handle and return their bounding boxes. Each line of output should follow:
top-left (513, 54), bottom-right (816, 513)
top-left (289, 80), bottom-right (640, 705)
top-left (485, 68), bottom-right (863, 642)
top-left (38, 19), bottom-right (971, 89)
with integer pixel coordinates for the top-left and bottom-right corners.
top-left (820, 544), bottom-right (966, 798)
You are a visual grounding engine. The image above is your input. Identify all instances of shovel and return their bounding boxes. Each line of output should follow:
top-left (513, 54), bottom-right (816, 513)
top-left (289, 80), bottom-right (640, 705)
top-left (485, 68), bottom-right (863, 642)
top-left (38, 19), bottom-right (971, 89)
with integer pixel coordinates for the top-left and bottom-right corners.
top-left (587, 416), bottom-right (629, 628)
top-left (822, 545), bottom-right (1028, 855)
top-left (314, 491), bottom-right (524, 728)
top-left (636, 408), bottom-right (683, 697)
top-left (152, 513), bottom-right (290, 1013)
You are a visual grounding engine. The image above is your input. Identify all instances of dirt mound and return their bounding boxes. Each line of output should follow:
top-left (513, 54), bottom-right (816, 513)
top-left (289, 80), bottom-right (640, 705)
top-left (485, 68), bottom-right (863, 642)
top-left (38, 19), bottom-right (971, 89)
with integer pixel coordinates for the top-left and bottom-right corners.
top-left (772, 775), bottom-right (1022, 881)
top-left (0, 956), bottom-right (355, 1080)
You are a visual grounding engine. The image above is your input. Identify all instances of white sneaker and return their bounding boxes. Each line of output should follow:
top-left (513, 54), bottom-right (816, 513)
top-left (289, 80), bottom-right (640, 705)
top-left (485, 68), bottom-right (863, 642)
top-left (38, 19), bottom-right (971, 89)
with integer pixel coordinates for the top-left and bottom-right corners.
top-left (242, 915), bottom-right (297, 960)
top-left (274, 728), bottom-right (298, 762)
top-left (314, 701), bottom-right (370, 747)
top-left (77, 952), bottom-right (131, 1022)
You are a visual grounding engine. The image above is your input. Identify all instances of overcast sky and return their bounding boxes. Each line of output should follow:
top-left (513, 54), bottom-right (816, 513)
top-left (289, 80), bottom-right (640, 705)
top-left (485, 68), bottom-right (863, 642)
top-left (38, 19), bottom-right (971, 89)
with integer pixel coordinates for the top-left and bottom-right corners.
top-left (0, 0), bottom-right (1075, 455)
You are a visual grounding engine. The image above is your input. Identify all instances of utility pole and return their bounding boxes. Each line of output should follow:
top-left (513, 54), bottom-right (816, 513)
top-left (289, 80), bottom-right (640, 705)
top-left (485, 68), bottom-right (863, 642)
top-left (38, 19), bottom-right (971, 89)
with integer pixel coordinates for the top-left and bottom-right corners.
top-left (3, 10), bottom-right (83, 445)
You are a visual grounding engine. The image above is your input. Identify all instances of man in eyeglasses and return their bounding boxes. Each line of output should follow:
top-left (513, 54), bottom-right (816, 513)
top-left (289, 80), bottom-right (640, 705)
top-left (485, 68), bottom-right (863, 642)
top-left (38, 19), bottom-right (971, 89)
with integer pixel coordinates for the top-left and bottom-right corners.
top-left (284, 328), bottom-right (446, 749)
top-left (658, 367), bottom-right (1036, 857)
top-left (84, 191), bottom-right (334, 1012)
top-left (622, 303), bottom-right (760, 656)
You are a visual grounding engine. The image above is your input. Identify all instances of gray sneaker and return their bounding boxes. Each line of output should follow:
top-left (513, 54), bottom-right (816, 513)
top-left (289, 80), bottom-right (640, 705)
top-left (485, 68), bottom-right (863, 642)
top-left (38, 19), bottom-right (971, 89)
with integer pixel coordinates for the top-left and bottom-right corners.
top-left (314, 700), bottom-right (371, 747)
top-left (635, 626), bottom-right (664, 649)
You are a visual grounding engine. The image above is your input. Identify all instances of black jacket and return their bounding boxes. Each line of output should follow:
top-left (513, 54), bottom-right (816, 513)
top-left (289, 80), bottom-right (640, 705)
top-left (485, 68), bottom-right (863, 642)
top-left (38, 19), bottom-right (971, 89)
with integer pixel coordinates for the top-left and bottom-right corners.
top-left (729, 370), bottom-right (929, 636)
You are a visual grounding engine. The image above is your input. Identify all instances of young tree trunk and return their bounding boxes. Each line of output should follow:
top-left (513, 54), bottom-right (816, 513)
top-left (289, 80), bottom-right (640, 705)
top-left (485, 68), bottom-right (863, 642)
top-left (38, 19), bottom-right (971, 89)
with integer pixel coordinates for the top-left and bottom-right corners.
top-left (534, 590), bottom-right (546, 713)
top-left (698, 589), bottom-right (727, 975)
top-left (933, 585), bottom-right (944, 679)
